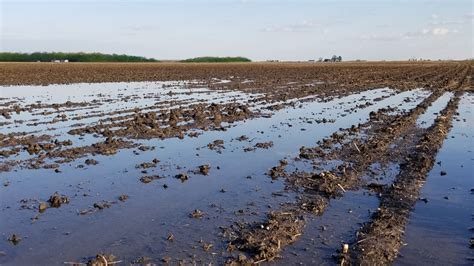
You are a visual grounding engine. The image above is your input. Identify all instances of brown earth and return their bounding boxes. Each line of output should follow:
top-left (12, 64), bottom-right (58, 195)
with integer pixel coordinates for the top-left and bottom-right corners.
top-left (226, 62), bottom-right (472, 264)
top-left (1, 61), bottom-right (473, 264)
top-left (1, 61), bottom-right (472, 172)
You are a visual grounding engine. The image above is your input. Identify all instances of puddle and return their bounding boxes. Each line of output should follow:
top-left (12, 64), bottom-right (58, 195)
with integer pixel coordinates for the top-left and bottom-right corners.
top-left (396, 93), bottom-right (474, 265)
top-left (416, 91), bottom-right (454, 128)
top-left (278, 190), bottom-right (379, 265)
top-left (0, 82), bottom-right (430, 264)
top-left (0, 81), bottom-right (263, 136)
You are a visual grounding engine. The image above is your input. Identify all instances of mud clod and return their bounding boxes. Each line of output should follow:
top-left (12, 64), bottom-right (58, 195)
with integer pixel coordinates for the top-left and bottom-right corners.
top-left (118, 194), bottom-right (129, 202)
top-left (190, 209), bottom-right (204, 218)
top-left (7, 234), bottom-right (21, 245)
top-left (139, 175), bottom-right (162, 184)
top-left (203, 243), bottom-right (213, 251)
top-left (85, 159), bottom-right (99, 165)
top-left (255, 141), bottom-right (274, 149)
top-left (198, 164), bottom-right (211, 175)
top-left (268, 160), bottom-right (288, 179)
top-left (230, 210), bottom-right (305, 262)
top-left (161, 256), bottom-right (171, 263)
top-left (87, 254), bottom-right (118, 266)
top-left (236, 135), bottom-right (249, 141)
top-left (47, 192), bottom-right (70, 208)
top-left (136, 160), bottom-right (158, 169)
top-left (38, 202), bottom-right (48, 213)
top-left (132, 256), bottom-right (152, 265)
top-left (93, 201), bottom-right (112, 210)
top-left (176, 173), bottom-right (189, 182)
top-left (207, 139), bottom-right (225, 152)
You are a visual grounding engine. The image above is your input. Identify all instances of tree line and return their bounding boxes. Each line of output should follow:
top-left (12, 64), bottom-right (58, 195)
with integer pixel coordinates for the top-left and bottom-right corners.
top-left (181, 57), bottom-right (251, 63)
top-left (0, 52), bottom-right (158, 62)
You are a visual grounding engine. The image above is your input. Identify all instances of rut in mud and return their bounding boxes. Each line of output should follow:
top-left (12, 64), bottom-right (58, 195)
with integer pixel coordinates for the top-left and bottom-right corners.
top-left (226, 64), bottom-right (472, 264)
top-left (343, 91), bottom-right (463, 265)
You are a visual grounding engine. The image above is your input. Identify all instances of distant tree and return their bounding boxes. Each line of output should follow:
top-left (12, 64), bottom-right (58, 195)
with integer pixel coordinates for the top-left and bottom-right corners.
top-left (0, 52), bottom-right (158, 62)
top-left (181, 57), bottom-right (251, 63)
top-left (331, 55), bottom-right (338, 62)
top-left (337, 56), bottom-right (342, 62)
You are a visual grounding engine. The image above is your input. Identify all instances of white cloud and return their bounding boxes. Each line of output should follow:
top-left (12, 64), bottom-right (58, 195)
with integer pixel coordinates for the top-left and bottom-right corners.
top-left (431, 27), bottom-right (449, 36)
top-left (123, 25), bottom-right (159, 32)
top-left (359, 27), bottom-right (457, 42)
top-left (427, 13), bottom-right (466, 26)
top-left (403, 27), bottom-right (457, 38)
top-left (428, 19), bottom-right (465, 26)
top-left (358, 34), bottom-right (398, 41)
top-left (261, 20), bottom-right (322, 32)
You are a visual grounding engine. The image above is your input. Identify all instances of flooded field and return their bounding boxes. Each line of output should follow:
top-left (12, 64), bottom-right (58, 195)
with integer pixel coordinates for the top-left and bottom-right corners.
top-left (0, 62), bottom-right (472, 265)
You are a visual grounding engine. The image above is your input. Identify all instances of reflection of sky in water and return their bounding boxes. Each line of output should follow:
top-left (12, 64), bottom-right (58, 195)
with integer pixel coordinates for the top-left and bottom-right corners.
top-left (0, 81), bottom-right (264, 136)
top-left (396, 94), bottom-right (474, 266)
top-left (0, 83), bottom-right (442, 265)
top-left (416, 91), bottom-right (454, 128)
top-left (0, 85), bottom-right (431, 169)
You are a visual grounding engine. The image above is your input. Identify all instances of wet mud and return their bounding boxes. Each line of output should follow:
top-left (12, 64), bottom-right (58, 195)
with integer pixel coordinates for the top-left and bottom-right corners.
top-left (0, 62), bottom-right (472, 265)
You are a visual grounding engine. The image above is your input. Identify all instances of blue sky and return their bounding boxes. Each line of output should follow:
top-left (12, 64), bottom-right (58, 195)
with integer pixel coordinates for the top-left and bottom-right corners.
top-left (0, 0), bottom-right (472, 61)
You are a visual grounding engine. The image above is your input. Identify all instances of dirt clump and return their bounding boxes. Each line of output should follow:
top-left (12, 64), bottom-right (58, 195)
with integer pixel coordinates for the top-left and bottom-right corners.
top-left (136, 161), bottom-right (158, 169)
top-left (243, 147), bottom-right (256, 152)
top-left (197, 164), bottom-right (211, 175)
top-left (79, 199), bottom-right (120, 215)
top-left (38, 202), bottom-right (48, 213)
top-left (176, 173), bottom-right (189, 182)
top-left (7, 234), bottom-right (21, 245)
top-left (207, 139), bottom-right (225, 152)
top-left (236, 135), bottom-right (249, 141)
top-left (86, 254), bottom-right (118, 266)
top-left (190, 209), bottom-right (204, 218)
top-left (300, 171), bottom-right (347, 198)
top-left (229, 210), bottom-right (305, 262)
top-left (255, 141), bottom-right (274, 149)
top-left (118, 194), bottom-right (129, 202)
top-left (132, 256), bottom-right (152, 264)
top-left (268, 160), bottom-right (288, 179)
top-left (85, 159), bottom-right (98, 165)
top-left (139, 175), bottom-right (162, 184)
top-left (1, 111), bottom-right (11, 119)
top-left (93, 201), bottom-right (113, 210)
top-left (47, 192), bottom-right (70, 208)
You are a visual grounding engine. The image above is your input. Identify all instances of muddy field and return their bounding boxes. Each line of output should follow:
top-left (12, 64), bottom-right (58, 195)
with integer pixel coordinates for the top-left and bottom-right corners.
top-left (0, 62), bottom-right (473, 265)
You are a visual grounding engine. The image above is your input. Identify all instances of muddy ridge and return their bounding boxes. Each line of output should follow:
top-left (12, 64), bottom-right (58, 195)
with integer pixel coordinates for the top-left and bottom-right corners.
top-left (344, 92), bottom-right (463, 265)
top-left (226, 64), bottom-right (471, 263)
